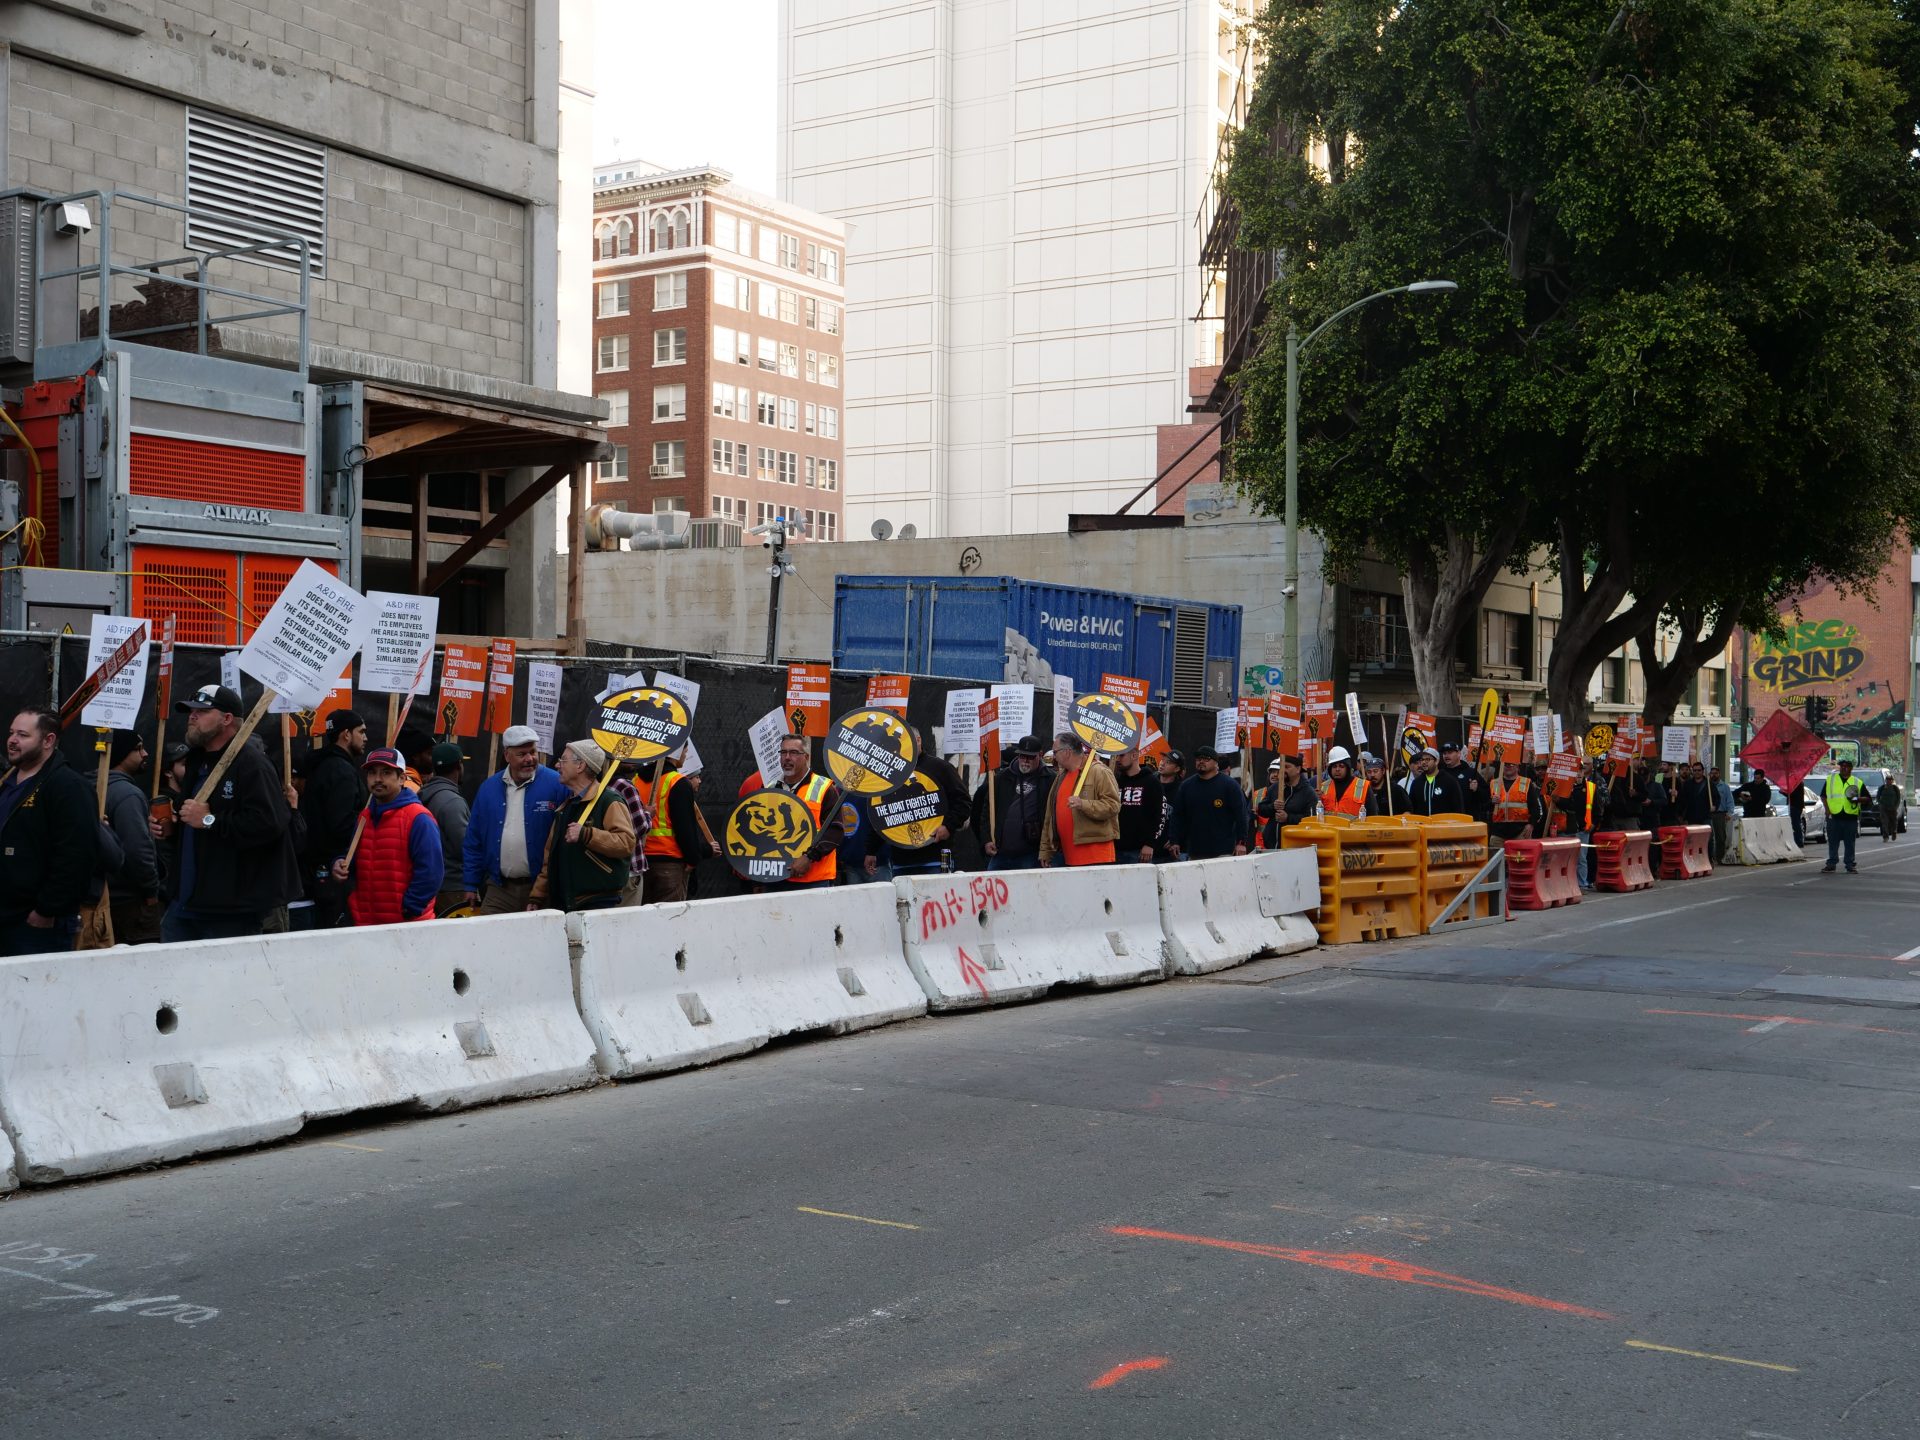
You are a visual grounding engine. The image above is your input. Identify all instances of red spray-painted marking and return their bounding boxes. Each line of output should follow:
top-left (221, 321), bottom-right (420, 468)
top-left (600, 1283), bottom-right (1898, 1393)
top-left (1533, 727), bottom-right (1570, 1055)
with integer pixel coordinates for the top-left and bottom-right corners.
top-left (1089, 1356), bottom-right (1169, 1390)
top-left (1644, 1008), bottom-right (1914, 1038)
top-left (1107, 1226), bottom-right (1614, 1320)
top-left (956, 946), bottom-right (990, 998)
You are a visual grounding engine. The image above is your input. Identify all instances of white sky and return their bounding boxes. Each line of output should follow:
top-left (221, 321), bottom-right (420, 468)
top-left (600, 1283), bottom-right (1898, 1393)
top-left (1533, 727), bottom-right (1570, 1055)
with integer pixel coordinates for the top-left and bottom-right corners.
top-left (591, 1), bottom-right (780, 193)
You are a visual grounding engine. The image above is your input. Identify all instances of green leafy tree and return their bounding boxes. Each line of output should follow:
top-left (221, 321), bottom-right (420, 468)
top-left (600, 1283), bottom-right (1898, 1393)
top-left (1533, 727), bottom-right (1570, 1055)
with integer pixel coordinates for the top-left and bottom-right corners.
top-left (1224, 0), bottom-right (1920, 727)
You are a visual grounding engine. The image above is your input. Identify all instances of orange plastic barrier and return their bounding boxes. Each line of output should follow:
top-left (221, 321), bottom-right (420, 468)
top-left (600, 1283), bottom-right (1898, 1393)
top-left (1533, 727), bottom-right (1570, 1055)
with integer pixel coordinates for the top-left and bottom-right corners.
top-left (1409, 815), bottom-right (1497, 929)
top-left (1657, 825), bottom-right (1712, 879)
top-left (1591, 830), bottom-right (1655, 892)
top-left (1281, 822), bottom-right (1422, 944)
top-left (1504, 838), bottom-right (1582, 910)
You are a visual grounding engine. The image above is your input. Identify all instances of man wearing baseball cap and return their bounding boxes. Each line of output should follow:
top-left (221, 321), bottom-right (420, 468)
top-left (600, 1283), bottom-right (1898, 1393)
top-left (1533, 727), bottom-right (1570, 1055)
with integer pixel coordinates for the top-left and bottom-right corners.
top-left (330, 747), bottom-right (444, 925)
top-left (296, 706), bottom-right (367, 929)
top-left (1164, 745), bottom-right (1251, 860)
top-left (463, 724), bottom-right (570, 914)
top-left (152, 683), bottom-right (302, 942)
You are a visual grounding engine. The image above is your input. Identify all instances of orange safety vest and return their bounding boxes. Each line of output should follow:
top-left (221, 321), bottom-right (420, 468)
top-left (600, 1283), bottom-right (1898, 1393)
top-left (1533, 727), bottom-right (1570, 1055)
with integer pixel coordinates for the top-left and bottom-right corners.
top-left (790, 773), bottom-right (838, 883)
top-left (1320, 775), bottom-right (1369, 818)
top-left (1573, 779), bottom-right (1596, 832)
top-left (637, 770), bottom-right (684, 859)
top-left (1492, 777), bottom-right (1532, 825)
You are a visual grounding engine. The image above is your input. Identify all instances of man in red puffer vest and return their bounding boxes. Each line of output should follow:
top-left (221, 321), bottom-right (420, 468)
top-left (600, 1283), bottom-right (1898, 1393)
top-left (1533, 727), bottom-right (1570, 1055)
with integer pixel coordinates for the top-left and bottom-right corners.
top-left (331, 747), bottom-right (444, 926)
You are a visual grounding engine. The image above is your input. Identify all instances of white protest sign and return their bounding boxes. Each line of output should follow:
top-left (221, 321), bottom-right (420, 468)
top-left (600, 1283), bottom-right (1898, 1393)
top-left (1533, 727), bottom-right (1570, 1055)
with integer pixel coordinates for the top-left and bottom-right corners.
top-left (677, 739), bottom-right (704, 778)
top-left (1551, 714), bottom-right (1564, 755)
top-left (1345, 691), bottom-right (1366, 748)
top-left (79, 617), bottom-right (150, 730)
top-left (525, 661), bottom-right (563, 754)
top-left (1052, 675), bottom-right (1074, 732)
top-left (236, 560), bottom-right (372, 712)
top-left (1529, 714), bottom-right (1553, 757)
top-left (596, 670), bottom-right (643, 703)
top-left (943, 687), bottom-right (986, 755)
top-left (1661, 725), bottom-right (1692, 763)
top-left (220, 651), bottom-right (241, 696)
top-left (1214, 707), bottom-right (1239, 754)
top-left (990, 683), bottom-right (1034, 746)
top-left (652, 670), bottom-right (701, 716)
top-left (358, 592), bottom-right (439, 694)
top-left (749, 706), bottom-right (789, 790)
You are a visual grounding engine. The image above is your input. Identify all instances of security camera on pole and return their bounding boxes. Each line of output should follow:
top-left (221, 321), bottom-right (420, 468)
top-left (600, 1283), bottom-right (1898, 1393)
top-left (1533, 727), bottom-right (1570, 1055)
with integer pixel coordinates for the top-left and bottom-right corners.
top-left (752, 517), bottom-right (799, 664)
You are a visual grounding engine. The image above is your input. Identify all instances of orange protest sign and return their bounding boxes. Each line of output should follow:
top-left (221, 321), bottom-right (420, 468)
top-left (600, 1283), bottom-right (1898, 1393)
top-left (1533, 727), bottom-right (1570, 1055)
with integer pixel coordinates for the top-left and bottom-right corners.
top-left (484, 638), bottom-right (516, 733)
top-left (1546, 748), bottom-right (1583, 798)
top-left (1304, 681), bottom-right (1334, 716)
top-left (1491, 714), bottom-right (1526, 763)
top-left (437, 644), bottom-right (488, 738)
top-left (978, 696), bottom-right (1002, 769)
top-left (1236, 697), bottom-right (1266, 751)
top-left (786, 662), bottom-right (832, 738)
top-left (1099, 673), bottom-right (1150, 743)
top-left (1270, 715), bottom-right (1302, 758)
top-left (310, 666), bottom-right (355, 734)
top-left (866, 674), bottom-right (910, 713)
top-left (1139, 716), bottom-right (1170, 759)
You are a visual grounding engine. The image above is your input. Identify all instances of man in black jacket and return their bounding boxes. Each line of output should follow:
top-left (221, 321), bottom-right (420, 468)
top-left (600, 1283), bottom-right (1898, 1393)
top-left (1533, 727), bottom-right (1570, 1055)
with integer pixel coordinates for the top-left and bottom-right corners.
top-left (1112, 743), bottom-right (1164, 864)
top-left (0, 708), bottom-right (98, 955)
top-left (1166, 746), bottom-right (1251, 860)
top-left (1438, 742), bottom-right (1492, 823)
top-left (867, 728), bottom-right (971, 876)
top-left (156, 684), bottom-right (303, 942)
top-left (969, 734), bottom-right (1049, 870)
top-left (1255, 756), bottom-right (1315, 846)
top-left (298, 707), bottom-right (367, 927)
top-left (104, 729), bottom-right (163, 945)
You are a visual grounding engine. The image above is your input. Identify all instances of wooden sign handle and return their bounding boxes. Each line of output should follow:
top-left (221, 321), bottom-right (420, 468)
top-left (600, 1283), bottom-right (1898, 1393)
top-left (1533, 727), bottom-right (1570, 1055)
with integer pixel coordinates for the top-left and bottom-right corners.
top-left (1072, 754), bottom-right (1095, 796)
top-left (191, 689), bottom-right (277, 804)
top-left (342, 810), bottom-right (369, 866)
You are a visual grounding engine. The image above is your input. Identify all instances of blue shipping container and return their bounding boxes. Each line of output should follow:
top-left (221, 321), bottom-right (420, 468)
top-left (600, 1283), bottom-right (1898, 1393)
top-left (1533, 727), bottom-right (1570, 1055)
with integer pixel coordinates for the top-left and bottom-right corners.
top-left (832, 575), bottom-right (1241, 708)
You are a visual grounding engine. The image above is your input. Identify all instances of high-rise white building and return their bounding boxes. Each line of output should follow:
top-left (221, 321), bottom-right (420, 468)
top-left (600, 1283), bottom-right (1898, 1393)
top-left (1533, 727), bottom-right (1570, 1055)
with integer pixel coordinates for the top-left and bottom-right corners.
top-left (779, 0), bottom-right (1257, 538)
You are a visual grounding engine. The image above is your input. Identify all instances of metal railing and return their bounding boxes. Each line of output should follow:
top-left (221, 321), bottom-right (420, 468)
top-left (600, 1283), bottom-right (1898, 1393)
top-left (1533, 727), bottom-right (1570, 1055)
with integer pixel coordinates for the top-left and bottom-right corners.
top-left (34, 190), bottom-right (310, 375)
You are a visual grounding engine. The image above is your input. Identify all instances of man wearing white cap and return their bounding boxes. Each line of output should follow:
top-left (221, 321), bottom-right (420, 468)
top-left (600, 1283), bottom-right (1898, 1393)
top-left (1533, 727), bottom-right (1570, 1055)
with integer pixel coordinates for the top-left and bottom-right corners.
top-left (462, 724), bottom-right (569, 915)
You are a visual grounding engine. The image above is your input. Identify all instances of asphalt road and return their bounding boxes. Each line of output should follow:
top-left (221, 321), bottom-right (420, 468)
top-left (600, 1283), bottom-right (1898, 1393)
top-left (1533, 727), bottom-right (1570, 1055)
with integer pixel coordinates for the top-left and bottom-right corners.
top-left (1, 840), bottom-right (1915, 1438)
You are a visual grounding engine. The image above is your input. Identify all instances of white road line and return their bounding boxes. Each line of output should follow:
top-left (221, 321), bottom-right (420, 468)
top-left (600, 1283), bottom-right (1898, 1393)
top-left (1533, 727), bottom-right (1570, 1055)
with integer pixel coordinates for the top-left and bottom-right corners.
top-left (1745, 1019), bottom-right (1788, 1034)
top-left (1896, 943), bottom-right (1920, 962)
top-left (1531, 895), bottom-right (1736, 941)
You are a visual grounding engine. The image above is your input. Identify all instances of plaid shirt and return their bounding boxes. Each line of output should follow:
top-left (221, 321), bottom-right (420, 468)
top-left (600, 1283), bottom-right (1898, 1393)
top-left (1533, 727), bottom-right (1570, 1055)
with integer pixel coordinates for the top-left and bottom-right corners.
top-left (609, 777), bottom-right (651, 879)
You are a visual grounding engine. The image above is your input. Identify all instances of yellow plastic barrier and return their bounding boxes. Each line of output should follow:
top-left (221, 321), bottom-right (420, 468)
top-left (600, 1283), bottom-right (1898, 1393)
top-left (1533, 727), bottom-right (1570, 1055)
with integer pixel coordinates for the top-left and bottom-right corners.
top-left (1407, 815), bottom-right (1495, 929)
top-left (1281, 821), bottom-right (1422, 944)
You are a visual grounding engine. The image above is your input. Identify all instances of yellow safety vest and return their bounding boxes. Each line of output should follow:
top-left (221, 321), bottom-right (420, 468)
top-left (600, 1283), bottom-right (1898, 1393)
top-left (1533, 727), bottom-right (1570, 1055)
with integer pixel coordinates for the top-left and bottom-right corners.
top-left (1320, 776), bottom-right (1369, 818)
top-left (1824, 773), bottom-right (1866, 817)
top-left (638, 771), bottom-right (683, 859)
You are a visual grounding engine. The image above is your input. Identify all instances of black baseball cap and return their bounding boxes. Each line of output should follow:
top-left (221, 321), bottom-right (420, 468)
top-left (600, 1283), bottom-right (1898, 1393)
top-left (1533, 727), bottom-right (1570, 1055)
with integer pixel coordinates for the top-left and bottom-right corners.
top-left (109, 729), bottom-right (147, 764)
top-left (177, 683), bottom-right (242, 716)
top-left (1440, 740), bottom-right (1461, 754)
top-left (325, 708), bottom-right (366, 736)
top-left (1194, 745), bottom-right (1221, 761)
top-left (1014, 734), bottom-right (1047, 756)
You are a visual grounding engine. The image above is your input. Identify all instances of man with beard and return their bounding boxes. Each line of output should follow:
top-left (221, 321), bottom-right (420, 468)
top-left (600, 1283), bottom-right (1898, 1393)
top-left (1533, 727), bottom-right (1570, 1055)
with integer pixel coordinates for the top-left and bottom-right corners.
top-left (0, 708), bottom-right (97, 954)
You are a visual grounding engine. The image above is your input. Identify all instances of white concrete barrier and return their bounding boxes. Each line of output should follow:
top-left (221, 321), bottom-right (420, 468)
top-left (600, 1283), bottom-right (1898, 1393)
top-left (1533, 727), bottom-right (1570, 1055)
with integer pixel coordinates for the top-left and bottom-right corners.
top-left (0, 913), bottom-right (597, 1185)
top-left (568, 884), bottom-right (927, 1078)
top-left (1157, 852), bottom-right (1321, 975)
top-left (1732, 814), bottom-right (1804, 865)
top-left (895, 865), bottom-right (1168, 1010)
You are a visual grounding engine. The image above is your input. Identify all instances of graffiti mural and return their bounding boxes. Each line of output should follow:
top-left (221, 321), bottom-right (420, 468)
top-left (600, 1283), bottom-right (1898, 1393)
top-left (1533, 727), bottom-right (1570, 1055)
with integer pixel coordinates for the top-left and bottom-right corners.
top-left (1743, 552), bottom-right (1914, 772)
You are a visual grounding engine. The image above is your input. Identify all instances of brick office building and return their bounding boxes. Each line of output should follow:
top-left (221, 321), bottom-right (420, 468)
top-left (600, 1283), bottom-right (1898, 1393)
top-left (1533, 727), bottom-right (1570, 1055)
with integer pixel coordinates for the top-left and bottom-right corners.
top-left (590, 163), bottom-right (846, 540)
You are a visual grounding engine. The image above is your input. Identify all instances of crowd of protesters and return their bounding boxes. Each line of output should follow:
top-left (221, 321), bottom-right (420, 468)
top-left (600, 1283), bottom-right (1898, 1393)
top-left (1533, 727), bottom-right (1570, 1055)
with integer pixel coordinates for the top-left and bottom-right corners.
top-left (2, 679), bottom-right (1902, 952)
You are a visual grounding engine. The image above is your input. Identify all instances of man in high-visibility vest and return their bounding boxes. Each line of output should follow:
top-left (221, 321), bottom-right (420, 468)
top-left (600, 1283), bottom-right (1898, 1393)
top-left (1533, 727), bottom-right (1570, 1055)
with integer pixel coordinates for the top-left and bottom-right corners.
top-left (1554, 763), bottom-right (1605, 888)
top-left (1318, 746), bottom-right (1369, 818)
top-left (637, 758), bottom-right (714, 903)
top-left (1821, 758), bottom-right (1870, 873)
top-left (1490, 761), bottom-right (1544, 841)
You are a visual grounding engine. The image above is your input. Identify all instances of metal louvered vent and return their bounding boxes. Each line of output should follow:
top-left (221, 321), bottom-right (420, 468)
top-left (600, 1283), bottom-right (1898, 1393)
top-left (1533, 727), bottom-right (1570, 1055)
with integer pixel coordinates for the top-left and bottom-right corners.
top-left (1173, 606), bottom-right (1210, 704)
top-left (185, 108), bottom-right (327, 277)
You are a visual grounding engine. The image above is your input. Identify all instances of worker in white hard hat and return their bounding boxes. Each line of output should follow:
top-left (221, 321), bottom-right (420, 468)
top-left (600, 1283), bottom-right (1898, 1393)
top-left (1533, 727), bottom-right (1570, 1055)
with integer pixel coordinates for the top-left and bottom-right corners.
top-left (1319, 745), bottom-right (1369, 819)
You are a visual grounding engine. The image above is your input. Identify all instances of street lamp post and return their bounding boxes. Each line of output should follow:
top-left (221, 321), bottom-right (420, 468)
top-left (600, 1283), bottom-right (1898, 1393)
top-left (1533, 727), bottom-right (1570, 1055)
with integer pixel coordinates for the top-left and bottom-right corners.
top-left (1282, 279), bottom-right (1458, 695)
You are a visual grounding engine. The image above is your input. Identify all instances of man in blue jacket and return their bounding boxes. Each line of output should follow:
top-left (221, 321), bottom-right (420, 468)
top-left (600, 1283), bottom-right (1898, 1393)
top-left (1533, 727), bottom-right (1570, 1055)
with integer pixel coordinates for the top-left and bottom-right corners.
top-left (462, 726), bottom-right (569, 915)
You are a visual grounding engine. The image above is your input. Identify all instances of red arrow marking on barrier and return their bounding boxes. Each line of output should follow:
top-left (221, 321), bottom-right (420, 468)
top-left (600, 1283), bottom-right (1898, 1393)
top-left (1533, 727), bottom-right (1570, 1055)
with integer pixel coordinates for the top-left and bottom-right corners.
top-left (956, 946), bottom-right (990, 998)
top-left (1089, 1356), bottom-right (1169, 1390)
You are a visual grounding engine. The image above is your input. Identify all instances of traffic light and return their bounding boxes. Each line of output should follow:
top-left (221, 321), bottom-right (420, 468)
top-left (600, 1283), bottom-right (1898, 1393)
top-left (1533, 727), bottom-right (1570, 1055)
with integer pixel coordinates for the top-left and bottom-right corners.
top-left (1805, 695), bottom-right (1831, 731)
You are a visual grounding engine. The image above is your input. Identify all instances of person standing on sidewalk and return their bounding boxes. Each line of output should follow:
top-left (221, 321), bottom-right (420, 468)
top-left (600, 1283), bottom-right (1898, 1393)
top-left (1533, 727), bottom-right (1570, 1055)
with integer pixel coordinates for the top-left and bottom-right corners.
top-left (529, 739), bottom-right (637, 913)
top-left (1113, 743), bottom-right (1163, 864)
top-left (154, 684), bottom-right (303, 942)
top-left (970, 734), bottom-right (1049, 870)
top-left (746, 733), bottom-right (847, 889)
top-left (865, 728), bottom-right (970, 878)
top-left (331, 747), bottom-right (444, 925)
top-left (1256, 755), bottom-right (1315, 846)
top-left (463, 726), bottom-right (570, 915)
top-left (636, 757), bottom-right (711, 903)
top-left (103, 729), bottom-right (163, 945)
top-left (298, 708), bottom-right (367, 929)
top-left (1039, 733), bottom-right (1120, 867)
top-left (1875, 775), bottom-right (1902, 843)
top-left (1165, 745), bottom-right (1251, 861)
top-left (0, 708), bottom-right (98, 954)
top-left (417, 742), bottom-right (471, 917)
top-left (1821, 758), bottom-right (1870, 873)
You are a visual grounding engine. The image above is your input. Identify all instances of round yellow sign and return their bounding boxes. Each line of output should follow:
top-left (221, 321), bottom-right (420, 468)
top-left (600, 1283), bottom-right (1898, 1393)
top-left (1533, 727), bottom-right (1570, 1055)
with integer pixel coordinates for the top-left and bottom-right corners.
top-left (723, 790), bottom-right (817, 883)
top-left (1069, 693), bottom-right (1136, 755)
top-left (825, 706), bottom-right (918, 795)
top-left (590, 687), bottom-right (692, 765)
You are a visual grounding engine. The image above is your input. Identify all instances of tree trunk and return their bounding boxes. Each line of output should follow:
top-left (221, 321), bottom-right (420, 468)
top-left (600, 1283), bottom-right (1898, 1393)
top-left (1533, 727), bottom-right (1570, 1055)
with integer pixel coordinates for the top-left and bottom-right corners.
top-left (1545, 501), bottom-right (1676, 736)
top-left (1636, 607), bottom-right (1742, 730)
top-left (1402, 510), bottom-right (1529, 719)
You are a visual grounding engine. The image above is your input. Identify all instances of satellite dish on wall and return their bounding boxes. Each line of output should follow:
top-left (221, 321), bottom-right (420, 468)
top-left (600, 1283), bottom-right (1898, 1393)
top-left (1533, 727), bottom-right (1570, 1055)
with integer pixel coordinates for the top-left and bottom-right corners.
top-left (870, 518), bottom-right (894, 540)
top-left (897, 524), bottom-right (918, 540)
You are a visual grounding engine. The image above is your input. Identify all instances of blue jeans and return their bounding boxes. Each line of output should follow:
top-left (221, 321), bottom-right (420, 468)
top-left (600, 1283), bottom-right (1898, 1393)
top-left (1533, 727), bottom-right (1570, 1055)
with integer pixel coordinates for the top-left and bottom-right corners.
top-left (1574, 831), bottom-right (1592, 887)
top-left (987, 852), bottom-right (1038, 871)
top-left (160, 905), bottom-right (264, 944)
top-left (1825, 815), bottom-right (1859, 870)
top-left (0, 915), bottom-right (78, 956)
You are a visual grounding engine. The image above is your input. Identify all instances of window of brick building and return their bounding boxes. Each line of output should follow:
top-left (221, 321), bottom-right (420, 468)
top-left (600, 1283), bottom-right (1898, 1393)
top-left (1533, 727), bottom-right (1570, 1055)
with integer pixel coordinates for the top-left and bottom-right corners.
top-left (597, 280), bottom-right (629, 317)
top-left (654, 328), bottom-right (686, 365)
top-left (651, 441), bottom-right (686, 478)
top-left (598, 444), bottom-right (629, 481)
top-left (601, 389), bottom-right (629, 427)
top-left (596, 335), bottom-right (629, 372)
top-left (653, 384), bottom-right (686, 422)
top-left (654, 272), bottom-right (687, 310)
